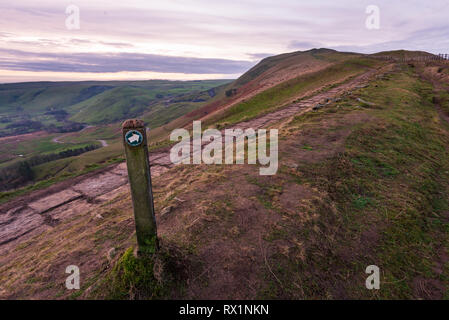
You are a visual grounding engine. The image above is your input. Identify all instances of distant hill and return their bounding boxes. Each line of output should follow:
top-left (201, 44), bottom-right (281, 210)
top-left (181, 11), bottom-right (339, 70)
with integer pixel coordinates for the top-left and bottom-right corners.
top-left (150, 48), bottom-right (369, 134)
top-left (0, 79), bottom-right (230, 136)
top-left (234, 48), bottom-right (358, 87)
top-left (370, 49), bottom-right (435, 59)
top-left (191, 48), bottom-right (363, 119)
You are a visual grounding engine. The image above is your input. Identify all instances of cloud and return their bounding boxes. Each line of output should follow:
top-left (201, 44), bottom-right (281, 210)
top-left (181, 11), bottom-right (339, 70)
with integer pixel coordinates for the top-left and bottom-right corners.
top-left (69, 38), bottom-right (135, 48)
top-left (0, 48), bottom-right (255, 74)
top-left (99, 41), bottom-right (134, 48)
top-left (1, 0), bottom-right (449, 82)
top-left (288, 41), bottom-right (323, 50)
top-left (331, 25), bottom-right (449, 54)
top-left (246, 53), bottom-right (274, 60)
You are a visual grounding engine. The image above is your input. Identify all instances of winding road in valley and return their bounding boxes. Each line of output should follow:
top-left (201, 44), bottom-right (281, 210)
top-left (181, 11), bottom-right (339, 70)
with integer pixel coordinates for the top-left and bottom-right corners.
top-left (51, 125), bottom-right (109, 147)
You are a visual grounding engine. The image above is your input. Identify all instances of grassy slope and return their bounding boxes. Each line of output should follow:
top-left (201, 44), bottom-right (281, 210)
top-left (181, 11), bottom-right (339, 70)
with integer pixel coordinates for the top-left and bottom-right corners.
top-left (371, 50), bottom-right (435, 59)
top-left (0, 80), bottom-right (228, 114)
top-left (68, 86), bottom-right (155, 124)
top-left (93, 63), bottom-right (449, 299)
top-left (160, 49), bottom-right (355, 133)
top-left (0, 79), bottom-right (228, 137)
top-left (67, 80), bottom-right (228, 124)
top-left (209, 57), bottom-right (379, 126)
top-left (0, 133), bottom-right (102, 169)
top-left (265, 64), bottom-right (449, 298)
top-left (233, 48), bottom-right (357, 88)
top-left (56, 125), bottom-right (119, 144)
top-left (0, 79), bottom-right (229, 198)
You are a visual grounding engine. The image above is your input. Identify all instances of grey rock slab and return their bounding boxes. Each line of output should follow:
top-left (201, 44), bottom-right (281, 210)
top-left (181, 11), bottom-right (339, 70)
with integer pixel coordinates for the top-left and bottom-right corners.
top-left (49, 198), bottom-right (92, 221)
top-left (28, 189), bottom-right (82, 214)
top-left (72, 172), bottom-right (128, 198)
top-left (0, 208), bottom-right (45, 245)
top-left (110, 162), bottom-right (128, 176)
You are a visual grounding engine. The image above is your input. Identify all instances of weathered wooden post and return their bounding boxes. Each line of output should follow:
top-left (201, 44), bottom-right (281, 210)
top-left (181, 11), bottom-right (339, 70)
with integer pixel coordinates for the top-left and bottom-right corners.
top-left (122, 119), bottom-right (159, 255)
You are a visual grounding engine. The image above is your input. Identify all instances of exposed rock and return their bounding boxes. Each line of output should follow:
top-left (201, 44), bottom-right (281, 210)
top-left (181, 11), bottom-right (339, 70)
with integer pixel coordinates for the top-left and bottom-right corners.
top-left (72, 172), bottom-right (128, 198)
top-left (28, 189), bottom-right (82, 214)
top-left (0, 208), bottom-right (45, 246)
top-left (107, 247), bottom-right (116, 261)
top-left (160, 205), bottom-right (174, 216)
top-left (356, 97), bottom-right (375, 106)
top-left (284, 162), bottom-right (298, 169)
top-left (313, 103), bottom-right (325, 111)
top-left (174, 197), bottom-right (186, 203)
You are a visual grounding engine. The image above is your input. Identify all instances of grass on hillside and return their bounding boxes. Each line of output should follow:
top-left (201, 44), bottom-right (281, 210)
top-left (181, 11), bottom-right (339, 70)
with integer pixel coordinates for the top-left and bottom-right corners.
top-left (0, 141), bottom-right (124, 204)
top-left (0, 79), bottom-right (228, 138)
top-left (67, 81), bottom-right (228, 125)
top-left (92, 63), bottom-right (449, 300)
top-left (68, 87), bottom-right (153, 124)
top-left (0, 80), bottom-right (228, 115)
top-left (0, 79), bottom-right (230, 199)
top-left (0, 134), bottom-right (101, 168)
top-left (210, 57), bottom-right (381, 127)
top-left (31, 141), bottom-right (124, 181)
top-left (262, 64), bottom-right (449, 299)
top-left (56, 126), bottom-right (119, 144)
top-left (142, 101), bottom-right (207, 129)
top-left (90, 244), bottom-right (190, 299)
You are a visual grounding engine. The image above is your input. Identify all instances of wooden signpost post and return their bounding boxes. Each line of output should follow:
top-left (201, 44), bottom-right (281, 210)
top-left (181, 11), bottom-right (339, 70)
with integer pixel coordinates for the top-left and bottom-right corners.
top-left (122, 119), bottom-right (158, 255)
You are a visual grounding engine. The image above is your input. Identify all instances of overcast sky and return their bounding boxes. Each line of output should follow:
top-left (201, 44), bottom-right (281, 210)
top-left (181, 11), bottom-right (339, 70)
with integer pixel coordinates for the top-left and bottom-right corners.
top-left (0, 0), bottom-right (448, 83)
